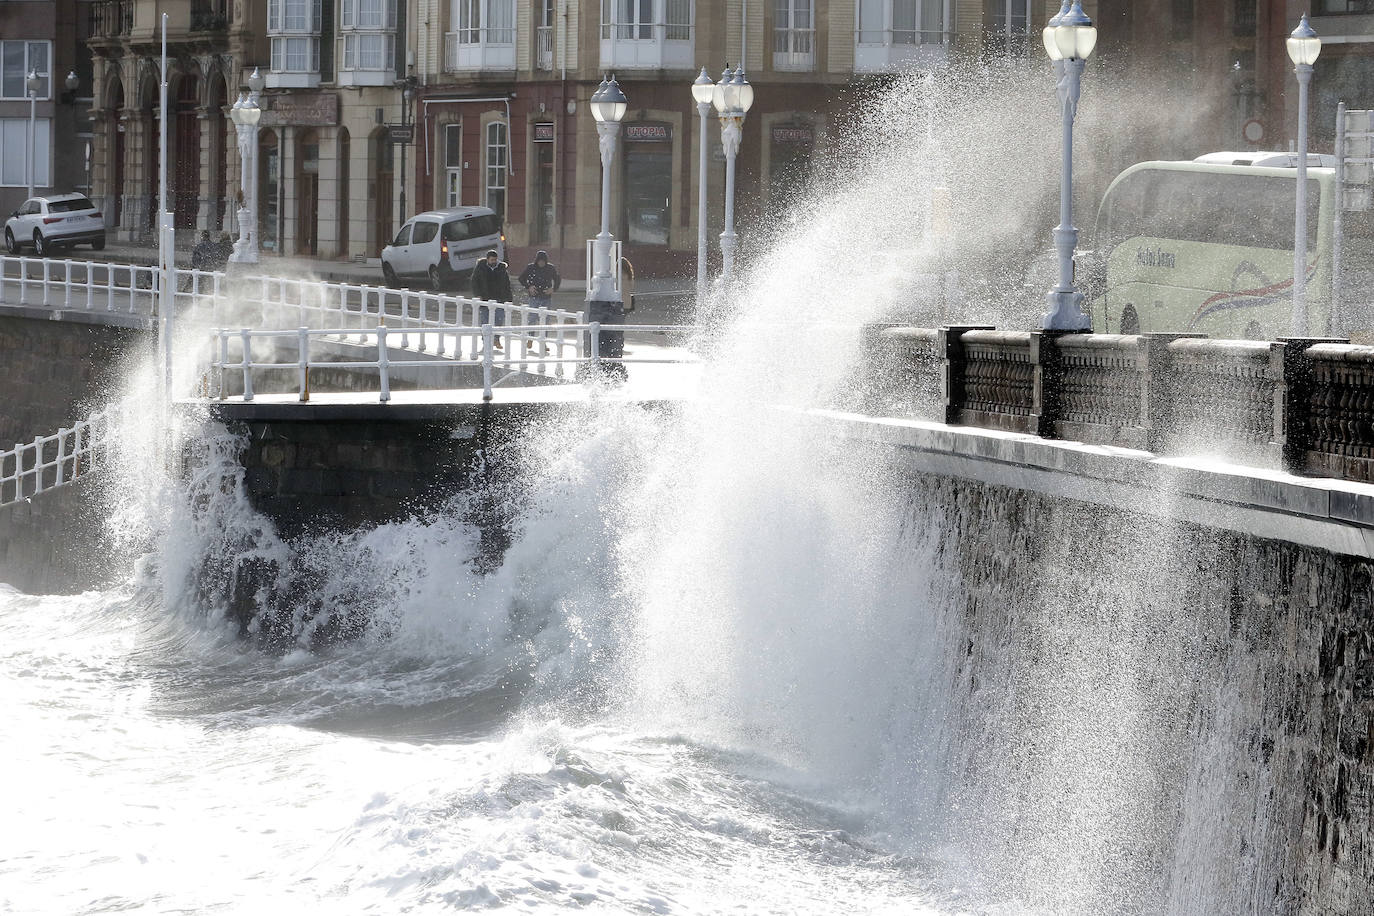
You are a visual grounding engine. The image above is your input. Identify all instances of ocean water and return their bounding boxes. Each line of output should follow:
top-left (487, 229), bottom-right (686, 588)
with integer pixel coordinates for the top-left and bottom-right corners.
top-left (0, 66), bottom-right (1212, 914)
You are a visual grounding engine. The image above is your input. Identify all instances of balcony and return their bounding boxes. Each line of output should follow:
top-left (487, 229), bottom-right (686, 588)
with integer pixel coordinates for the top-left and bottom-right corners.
top-left (90, 0), bottom-right (134, 39)
top-left (445, 29), bottom-right (516, 72)
top-left (537, 24), bottom-right (554, 70)
top-left (854, 29), bottom-right (948, 72)
top-left (191, 0), bottom-right (230, 32)
top-left (599, 24), bottom-right (694, 70)
top-left (773, 27), bottom-right (815, 71)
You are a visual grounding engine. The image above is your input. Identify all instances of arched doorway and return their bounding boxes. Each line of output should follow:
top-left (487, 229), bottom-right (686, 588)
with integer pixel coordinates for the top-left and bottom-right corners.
top-left (338, 128), bottom-right (350, 257)
top-left (174, 73), bottom-right (201, 231)
top-left (258, 129), bottom-right (280, 253)
top-left (295, 129), bottom-right (319, 255)
top-left (371, 128), bottom-right (393, 256)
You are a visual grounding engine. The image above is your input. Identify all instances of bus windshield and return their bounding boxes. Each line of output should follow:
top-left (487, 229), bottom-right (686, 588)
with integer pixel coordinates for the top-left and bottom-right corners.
top-left (1100, 169), bottom-right (1319, 252)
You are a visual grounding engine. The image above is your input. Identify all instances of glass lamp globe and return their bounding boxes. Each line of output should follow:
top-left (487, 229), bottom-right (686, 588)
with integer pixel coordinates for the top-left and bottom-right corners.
top-left (26, 69), bottom-right (42, 95)
top-left (691, 67), bottom-right (714, 105)
top-left (734, 68), bottom-right (754, 114)
top-left (712, 66), bottom-right (732, 114)
top-left (1049, 0), bottom-right (1096, 62)
top-left (591, 76), bottom-right (627, 123)
top-left (1287, 14), bottom-right (1321, 67)
top-left (1042, 0), bottom-right (1069, 60)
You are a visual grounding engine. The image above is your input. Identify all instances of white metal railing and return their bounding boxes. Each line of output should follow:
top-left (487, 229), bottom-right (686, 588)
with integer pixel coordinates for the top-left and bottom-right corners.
top-left (0, 402), bottom-right (125, 507)
top-left (0, 255), bottom-right (160, 317)
top-left (772, 27), bottom-right (815, 70)
top-left (212, 323), bottom-right (694, 403)
top-left (536, 24), bottom-right (554, 69)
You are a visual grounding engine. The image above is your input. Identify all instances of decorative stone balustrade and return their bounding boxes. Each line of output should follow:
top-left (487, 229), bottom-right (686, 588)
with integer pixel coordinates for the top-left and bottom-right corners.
top-left (874, 326), bottom-right (1374, 483)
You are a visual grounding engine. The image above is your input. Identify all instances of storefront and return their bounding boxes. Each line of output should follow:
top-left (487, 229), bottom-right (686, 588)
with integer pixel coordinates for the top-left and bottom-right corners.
top-left (622, 121), bottom-right (672, 248)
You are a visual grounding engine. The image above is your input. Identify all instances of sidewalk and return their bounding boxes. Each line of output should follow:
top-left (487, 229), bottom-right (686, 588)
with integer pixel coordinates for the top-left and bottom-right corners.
top-left (94, 238), bottom-right (696, 321)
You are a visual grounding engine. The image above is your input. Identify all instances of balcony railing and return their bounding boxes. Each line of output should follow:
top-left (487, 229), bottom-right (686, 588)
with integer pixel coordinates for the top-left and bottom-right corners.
top-left (854, 28), bottom-right (949, 72)
top-left (445, 30), bottom-right (517, 72)
top-left (598, 23), bottom-right (694, 70)
top-left (773, 27), bottom-right (814, 71)
top-left (537, 24), bottom-right (554, 70)
top-left (90, 0), bottom-right (134, 38)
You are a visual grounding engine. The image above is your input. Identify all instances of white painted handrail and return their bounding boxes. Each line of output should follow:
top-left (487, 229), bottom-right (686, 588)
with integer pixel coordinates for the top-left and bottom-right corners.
top-left (212, 323), bottom-right (696, 403)
top-left (0, 402), bottom-right (125, 507)
top-left (0, 255), bottom-right (160, 316)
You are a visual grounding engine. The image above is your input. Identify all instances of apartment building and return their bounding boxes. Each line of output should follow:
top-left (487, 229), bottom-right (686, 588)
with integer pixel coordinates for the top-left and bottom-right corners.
top-left (69, 0), bottom-right (1065, 272)
top-left (0, 0), bottom-right (94, 219)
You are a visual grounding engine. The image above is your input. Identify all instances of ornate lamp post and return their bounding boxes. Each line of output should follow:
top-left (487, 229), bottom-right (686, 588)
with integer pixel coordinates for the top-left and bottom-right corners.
top-left (1287, 14), bottom-right (1321, 336)
top-left (712, 65), bottom-right (753, 282)
top-left (1040, 0), bottom-right (1096, 331)
top-left (691, 67), bottom-right (714, 302)
top-left (228, 91), bottom-right (262, 264)
top-left (588, 75), bottom-right (627, 305)
top-left (26, 69), bottom-right (42, 198)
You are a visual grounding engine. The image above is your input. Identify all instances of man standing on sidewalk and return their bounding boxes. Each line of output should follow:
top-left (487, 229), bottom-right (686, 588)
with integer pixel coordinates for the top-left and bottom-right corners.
top-left (470, 249), bottom-right (512, 350)
top-left (517, 250), bottom-right (561, 310)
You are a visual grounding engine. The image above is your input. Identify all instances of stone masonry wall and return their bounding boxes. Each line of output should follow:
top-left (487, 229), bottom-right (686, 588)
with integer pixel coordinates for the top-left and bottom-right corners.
top-left (909, 474), bottom-right (1372, 916)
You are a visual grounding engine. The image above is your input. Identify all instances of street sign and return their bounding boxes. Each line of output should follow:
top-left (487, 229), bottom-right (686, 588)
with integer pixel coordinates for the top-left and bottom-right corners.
top-left (1339, 108), bottom-right (1373, 209)
top-left (387, 124), bottom-right (414, 144)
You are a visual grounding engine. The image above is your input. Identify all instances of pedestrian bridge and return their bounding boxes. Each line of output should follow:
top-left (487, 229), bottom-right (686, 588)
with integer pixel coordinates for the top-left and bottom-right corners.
top-left (0, 253), bottom-right (700, 508)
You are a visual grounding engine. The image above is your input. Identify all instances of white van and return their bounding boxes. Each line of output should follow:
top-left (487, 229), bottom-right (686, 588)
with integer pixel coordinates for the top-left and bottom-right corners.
top-left (381, 206), bottom-right (505, 291)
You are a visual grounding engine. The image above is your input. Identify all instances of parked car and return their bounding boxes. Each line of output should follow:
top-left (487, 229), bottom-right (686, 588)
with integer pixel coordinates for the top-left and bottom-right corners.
top-left (380, 206), bottom-right (504, 291)
top-left (4, 193), bottom-right (106, 256)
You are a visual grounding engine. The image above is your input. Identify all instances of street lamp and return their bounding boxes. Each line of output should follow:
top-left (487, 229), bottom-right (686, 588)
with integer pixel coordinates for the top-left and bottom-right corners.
top-left (1288, 14), bottom-right (1321, 336)
top-left (588, 75), bottom-right (627, 304)
top-left (397, 76), bottom-right (417, 230)
top-left (692, 67), bottom-right (714, 303)
top-left (26, 69), bottom-right (42, 198)
top-left (228, 91), bottom-right (262, 263)
top-left (1040, 0), bottom-right (1096, 331)
top-left (712, 65), bottom-right (753, 282)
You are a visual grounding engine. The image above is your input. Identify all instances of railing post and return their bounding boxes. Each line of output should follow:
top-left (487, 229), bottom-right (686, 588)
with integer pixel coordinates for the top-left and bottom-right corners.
top-left (1276, 336), bottom-right (1349, 473)
top-left (1136, 333), bottom-right (1205, 454)
top-left (63, 259), bottom-right (72, 308)
top-left (42, 259), bottom-right (51, 307)
top-left (400, 290), bottom-right (411, 349)
top-left (240, 328), bottom-right (254, 401)
top-left (31, 436), bottom-right (44, 494)
top-left (939, 325), bottom-right (995, 425)
top-left (54, 429), bottom-right (67, 485)
top-left (298, 326), bottom-right (310, 403)
top-left (418, 294), bottom-right (428, 351)
top-left (377, 325), bottom-right (391, 402)
top-left (218, 330), bottom-right (229, 399)
top-left (482, 324), bottom-right (494, 401)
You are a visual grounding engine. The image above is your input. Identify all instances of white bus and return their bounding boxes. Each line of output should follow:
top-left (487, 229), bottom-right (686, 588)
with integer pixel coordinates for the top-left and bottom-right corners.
top-left (1089, 159), bottom-right (1335, 339)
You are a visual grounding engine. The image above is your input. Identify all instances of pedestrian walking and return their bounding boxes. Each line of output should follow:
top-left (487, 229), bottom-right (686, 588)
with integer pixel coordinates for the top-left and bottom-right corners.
top-left (518, 250), bottom-right (561, 310)
top-left (470, 249), bottom-right (512, 350)
top-left (190, 230), bottom-right (217, 270)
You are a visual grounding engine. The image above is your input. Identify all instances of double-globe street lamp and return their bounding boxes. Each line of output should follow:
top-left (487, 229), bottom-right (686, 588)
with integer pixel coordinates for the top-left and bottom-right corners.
top-left (1040, 0), bottom-right (1096, 331)
top-left (26, 69), bottom-right (42, 198)
top-left (587, 75), bottom-right (629, 370)
top-left (712, 65), bottom-right (753, 283)
top-left (228, 68), bottom-right (266, 264)
top-left (691, 67), bottom-right (714, 302)
top-left (1287, 14), bottom-right (1321, 336)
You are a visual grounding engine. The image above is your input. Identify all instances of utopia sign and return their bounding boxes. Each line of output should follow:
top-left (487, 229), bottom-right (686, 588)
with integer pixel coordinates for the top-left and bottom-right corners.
top-left (260, 93), bottom-right (340, 127)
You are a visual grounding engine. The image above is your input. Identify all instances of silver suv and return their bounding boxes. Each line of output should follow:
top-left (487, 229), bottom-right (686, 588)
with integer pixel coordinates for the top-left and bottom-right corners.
top-left (380, 206), bottom-right (504, 291)
top-left (4, 193), bottom-right (106, 256)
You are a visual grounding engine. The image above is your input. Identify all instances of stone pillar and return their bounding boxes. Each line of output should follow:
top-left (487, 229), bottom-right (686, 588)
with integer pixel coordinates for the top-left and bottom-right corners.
top-left (280, 125), bottom-right (297, 256)
top-left (316, 126), bottom-right (340, 259)
top-left (118, 109), bottom-right (146, 242)
top-left (940, 325), bottom-right (995, 426)
top-left (195, 108), bottom-right (216, 233)
top-left (348, 133), bottom-right (371, 261)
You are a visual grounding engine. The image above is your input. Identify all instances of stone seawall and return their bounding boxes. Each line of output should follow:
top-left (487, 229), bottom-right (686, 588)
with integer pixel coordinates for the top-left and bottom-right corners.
top-left (0, 311), bottom-right (152, 593)
top-left (0, 312), bottom-right (151, 448)
top-left (906, 472), bottom-right (1371, 915)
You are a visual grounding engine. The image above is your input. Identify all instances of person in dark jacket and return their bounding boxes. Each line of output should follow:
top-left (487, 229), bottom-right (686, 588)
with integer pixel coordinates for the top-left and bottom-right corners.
top-left (191, 230), bottom-right (220, 270)
top-left (470, 249), bottom-right (512, 348)
top-left (517, 250), bottom-right (561, 310)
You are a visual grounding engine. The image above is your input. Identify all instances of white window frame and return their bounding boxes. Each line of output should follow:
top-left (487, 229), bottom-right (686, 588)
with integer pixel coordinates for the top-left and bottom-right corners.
top-left (267, 0), bottom-right (323, 84)
top-left (773, 0), bottom-right (814, 70)
top-left (342, 33), bottom-right (396, 70)
top-left (0, 117), bottom-right (51, 188)
top-left (341, 0), bottom-right (398, 29)
top-left (445, 0), bottom-right (516, 71)
top-left (991, 0), bottom-right (1032, 44)
top-left (1, 41), bottom-right (51, 100)
top-left (445, 123), bottom-right (462, 207)
top-left (485, 120), bottom-right (507, 218)
top-left (857, 0), bottom-right (946, 46)
top-left (598, 0), bottom-right (695, 69)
